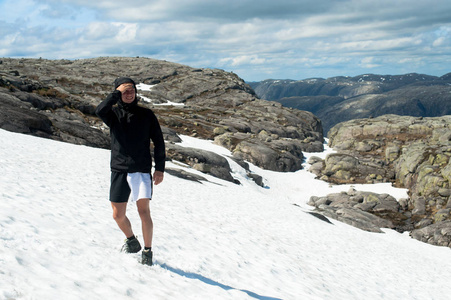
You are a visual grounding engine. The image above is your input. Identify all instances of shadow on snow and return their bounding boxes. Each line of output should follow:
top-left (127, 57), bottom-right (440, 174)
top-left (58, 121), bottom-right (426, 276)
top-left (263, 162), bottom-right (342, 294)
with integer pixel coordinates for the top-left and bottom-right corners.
top-left (158, 262), bottom-right (283, 300)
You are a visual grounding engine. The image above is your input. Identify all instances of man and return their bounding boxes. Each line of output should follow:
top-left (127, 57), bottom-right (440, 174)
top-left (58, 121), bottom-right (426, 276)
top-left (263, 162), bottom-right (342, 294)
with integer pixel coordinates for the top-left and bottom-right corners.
top-left (95, 77), bottom-right (165, 266)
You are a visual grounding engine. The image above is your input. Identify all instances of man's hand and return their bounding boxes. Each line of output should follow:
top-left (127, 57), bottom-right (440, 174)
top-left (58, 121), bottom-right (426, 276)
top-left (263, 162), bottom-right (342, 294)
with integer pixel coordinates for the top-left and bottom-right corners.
top-left (116, 83), bottom-right (134, 94)
top-left (153, 171), bottom-right (164, 185)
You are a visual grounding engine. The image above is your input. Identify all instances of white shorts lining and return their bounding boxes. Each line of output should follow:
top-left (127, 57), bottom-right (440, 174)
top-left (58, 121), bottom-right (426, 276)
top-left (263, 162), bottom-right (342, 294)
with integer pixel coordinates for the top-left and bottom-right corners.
top-left (126, 172), bottom-right (152, 203)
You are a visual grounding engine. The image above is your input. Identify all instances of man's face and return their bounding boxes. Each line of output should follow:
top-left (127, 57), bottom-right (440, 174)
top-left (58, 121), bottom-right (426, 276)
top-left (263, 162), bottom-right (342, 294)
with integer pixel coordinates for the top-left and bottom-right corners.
top-left (119, 83), bottom-right (136, 103)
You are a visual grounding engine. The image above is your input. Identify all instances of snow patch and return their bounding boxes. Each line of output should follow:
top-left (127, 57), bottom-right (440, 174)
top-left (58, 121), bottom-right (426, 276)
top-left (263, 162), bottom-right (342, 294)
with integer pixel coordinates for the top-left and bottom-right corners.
top-left (0, 129), bottom-right (449, 300)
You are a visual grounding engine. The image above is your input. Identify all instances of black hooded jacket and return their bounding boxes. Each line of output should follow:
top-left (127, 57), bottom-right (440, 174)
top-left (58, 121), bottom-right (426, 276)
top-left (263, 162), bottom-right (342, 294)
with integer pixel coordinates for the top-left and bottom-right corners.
top-left (95, 90), bottom-right (166, 173)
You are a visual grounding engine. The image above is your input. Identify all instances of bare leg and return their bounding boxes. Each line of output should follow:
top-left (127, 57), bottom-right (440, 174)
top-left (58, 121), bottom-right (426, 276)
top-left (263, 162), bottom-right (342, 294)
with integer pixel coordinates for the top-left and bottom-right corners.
top-left (137, 198), bottom-right (153, 248)
top-left (111, 202), bottom-right (134, 238)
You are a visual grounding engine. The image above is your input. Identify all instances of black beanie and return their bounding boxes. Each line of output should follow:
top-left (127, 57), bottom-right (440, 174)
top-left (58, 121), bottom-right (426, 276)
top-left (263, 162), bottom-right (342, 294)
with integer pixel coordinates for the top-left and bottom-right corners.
top-left (114, 77), bottom-right (136, 89)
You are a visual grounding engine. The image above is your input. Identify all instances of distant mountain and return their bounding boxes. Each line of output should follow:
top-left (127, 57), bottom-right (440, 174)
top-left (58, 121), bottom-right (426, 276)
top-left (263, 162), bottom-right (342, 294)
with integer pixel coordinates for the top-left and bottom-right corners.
top-left (248, 73), bottom-right (451, 135)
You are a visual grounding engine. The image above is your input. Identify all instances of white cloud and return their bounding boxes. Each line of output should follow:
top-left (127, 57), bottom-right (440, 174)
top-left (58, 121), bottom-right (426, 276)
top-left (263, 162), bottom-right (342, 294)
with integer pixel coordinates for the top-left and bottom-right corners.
top-left (115, 23), bottom-right (138, 43)
top-left (219, 55), bottom-right (266, 67)
top-left (359, 57), bottom-right (380, 69)
top-left (1, 0), bottom-right (451, 80)
top-left (83, 22), bottom-right (118, 40)
top-left (433, 37), bottom-right (445, 47)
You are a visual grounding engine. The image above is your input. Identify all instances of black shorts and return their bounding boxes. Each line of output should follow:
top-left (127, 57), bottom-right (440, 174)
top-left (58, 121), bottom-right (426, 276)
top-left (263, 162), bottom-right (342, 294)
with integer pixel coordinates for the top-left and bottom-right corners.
top-left (109, 172), bottom-right (153, 203)
top-left (110, 172), bottom-right (131, 203)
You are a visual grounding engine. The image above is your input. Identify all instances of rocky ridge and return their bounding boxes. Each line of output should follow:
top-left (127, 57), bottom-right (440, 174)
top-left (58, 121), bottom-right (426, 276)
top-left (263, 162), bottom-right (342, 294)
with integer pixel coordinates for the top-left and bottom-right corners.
top-left (308, 115), bottom-right (451, 248)
top-left (0, 57), bottom-right (323, 183)
top-left (2, 57), bottom-right (451, 248)
top-left (249, 74), bottom-right (451, 134)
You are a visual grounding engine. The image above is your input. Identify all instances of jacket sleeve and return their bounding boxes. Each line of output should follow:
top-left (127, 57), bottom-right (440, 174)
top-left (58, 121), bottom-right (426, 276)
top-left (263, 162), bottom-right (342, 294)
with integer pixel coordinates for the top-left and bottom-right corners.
top-left (150, 112), bottom-right (166, 172)
top-left (95, 90), bottom-right (121, 127)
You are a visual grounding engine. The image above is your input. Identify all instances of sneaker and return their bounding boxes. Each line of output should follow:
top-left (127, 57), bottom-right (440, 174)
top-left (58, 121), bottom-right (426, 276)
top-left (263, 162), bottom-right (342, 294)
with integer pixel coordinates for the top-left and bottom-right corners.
top-left (121, 236), bottom-right (142, 253)
top-left (141, 249), bottom-right (153, 266)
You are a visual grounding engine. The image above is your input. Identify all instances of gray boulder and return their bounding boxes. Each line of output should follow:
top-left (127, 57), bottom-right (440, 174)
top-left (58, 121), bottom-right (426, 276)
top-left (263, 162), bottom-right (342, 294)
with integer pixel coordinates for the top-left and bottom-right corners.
top-left (166, 143), bottom-right (235, 183)
top-left (164, 168), bottom-right (208, 183)
top-left (230, 139), bottom-right (304, 172)
top-left (308, 188), bottom-right (408, 233)
top-left (410, 221), bottom-right (451, 247)
top-left (0, 91), bottom-right (53, 136)
top-left (314, 153), bottom-right (394, 184)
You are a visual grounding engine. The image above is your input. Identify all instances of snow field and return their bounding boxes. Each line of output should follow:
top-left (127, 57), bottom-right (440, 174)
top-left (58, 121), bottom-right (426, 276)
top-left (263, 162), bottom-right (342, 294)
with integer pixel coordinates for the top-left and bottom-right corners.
top-left (1, 129), bottom-right (450, 300)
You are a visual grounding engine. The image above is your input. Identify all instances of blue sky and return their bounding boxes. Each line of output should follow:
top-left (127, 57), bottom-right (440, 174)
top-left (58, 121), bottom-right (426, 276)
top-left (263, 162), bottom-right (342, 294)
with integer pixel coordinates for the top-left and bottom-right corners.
top-left (1, 0), bottom-right (450, 81)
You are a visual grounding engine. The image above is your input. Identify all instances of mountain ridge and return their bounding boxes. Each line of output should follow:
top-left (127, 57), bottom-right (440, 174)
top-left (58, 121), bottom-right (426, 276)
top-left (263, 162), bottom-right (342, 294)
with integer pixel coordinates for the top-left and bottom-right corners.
top-left (249, 72), bottom-right (451, 134)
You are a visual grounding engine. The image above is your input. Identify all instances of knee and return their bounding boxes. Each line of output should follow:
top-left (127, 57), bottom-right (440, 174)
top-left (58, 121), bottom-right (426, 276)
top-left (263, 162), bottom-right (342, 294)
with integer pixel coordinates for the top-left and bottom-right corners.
top-left (112, 211), bottom-right (125, 222)
top-left (138, 206), bottom-right (150, 218)
top-left (137, 198), bottom-right (151, 218)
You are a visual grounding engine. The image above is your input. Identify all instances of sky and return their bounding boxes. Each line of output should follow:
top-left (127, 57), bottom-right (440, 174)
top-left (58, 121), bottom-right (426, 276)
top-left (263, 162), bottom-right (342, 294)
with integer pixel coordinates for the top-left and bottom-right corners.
top-left (1, 0), bottom-right (451, 81)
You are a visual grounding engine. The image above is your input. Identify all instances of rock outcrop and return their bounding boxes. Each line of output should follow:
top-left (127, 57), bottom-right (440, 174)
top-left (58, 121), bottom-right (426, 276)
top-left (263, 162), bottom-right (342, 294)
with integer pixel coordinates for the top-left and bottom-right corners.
top-left (308, 188), bottom-right (403, 233)
top-left (0, 57), bottom-right (323, 181)
top-left (308, 114), bottom-right (451, 247)
top-left (166, 143), bottom-right (235, 183)
top-left (410, 221), bottom-right (451, 247)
